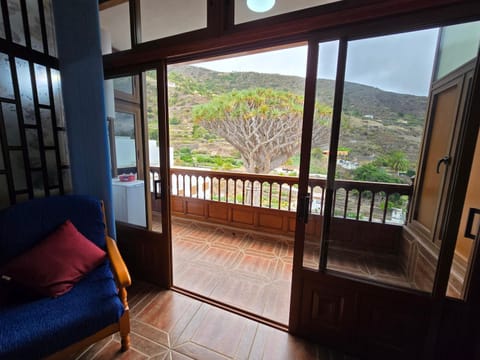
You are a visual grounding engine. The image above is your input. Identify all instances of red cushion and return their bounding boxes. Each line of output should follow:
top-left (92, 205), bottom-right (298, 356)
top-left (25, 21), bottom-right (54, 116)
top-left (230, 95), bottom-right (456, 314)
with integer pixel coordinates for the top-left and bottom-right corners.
top-left (0, 220), bottom-right (106, 297)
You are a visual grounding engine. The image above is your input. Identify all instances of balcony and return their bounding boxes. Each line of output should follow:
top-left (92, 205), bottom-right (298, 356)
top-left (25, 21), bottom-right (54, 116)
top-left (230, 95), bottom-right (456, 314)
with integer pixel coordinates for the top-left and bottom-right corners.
top-left (150, 167), bottom-right (414, 324)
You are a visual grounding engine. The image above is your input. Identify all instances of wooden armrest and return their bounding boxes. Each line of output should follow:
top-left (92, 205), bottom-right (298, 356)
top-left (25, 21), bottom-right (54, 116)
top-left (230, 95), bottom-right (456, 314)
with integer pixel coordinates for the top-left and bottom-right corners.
top-left (106, 236), bottom-right (131, 288)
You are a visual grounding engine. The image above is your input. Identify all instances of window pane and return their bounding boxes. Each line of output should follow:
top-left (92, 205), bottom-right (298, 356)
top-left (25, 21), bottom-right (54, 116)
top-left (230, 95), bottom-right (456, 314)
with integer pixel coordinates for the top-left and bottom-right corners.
top-left (140, 0), bottom-right (207, 42)
top-left (10, 150), bottom-right (27, 190)
top-left (235, 0), bottom-right (342, 24)
top-left (7, 0), bottom-right (26, 46)
top-left (25, 128), bottom-right (41, 168)
top-left (114, 111), bottom-right (136, 169)
top-left (62, 168), bottom-right (72, 193)
top-left (2, 103), bottom-right (21, 146)
top-left (99, 2), bottom-right (131, 54)
top-left (26, 0), bottom-right (44, 52)
top-left (0, 53), bottom-right (15, 99)
top-left (34, 63), bottom-right (50, 105)
top-left (0, 175), bottom-right (9, 209)
top-left (0, 5), bottom-right (5, 39)
top-left (435, 21), bottom-right (480, 80)
top-left (58, 130), bottom-right (69, 166)
top-left (15, 58), bottom-right (36, 124)
top-left (51, 69), bottom-right (64, 127)
top-left (326, 29), bottom-right (438, 292)
top-left (40, 108), bottom-right (54, 146)
top-left (31, 170), bottom-right (44, 197)
top-left (114, 76), bottom-right (134, 95)
top-left (45, 150), bottom-right (58, 186)
top-left (43, 0), bottom-right (57, 57)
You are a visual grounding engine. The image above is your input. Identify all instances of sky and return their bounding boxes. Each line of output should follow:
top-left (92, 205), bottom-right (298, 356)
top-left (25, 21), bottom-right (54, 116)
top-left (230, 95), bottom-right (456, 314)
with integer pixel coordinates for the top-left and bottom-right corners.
top-left (194, 28), bottom-right (439, 96)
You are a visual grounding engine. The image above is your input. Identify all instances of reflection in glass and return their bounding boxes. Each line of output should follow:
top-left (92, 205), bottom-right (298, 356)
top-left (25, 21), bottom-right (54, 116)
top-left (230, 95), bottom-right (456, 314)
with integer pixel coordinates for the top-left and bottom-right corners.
top-left (58, 131), bottom-right (70, 166)
top-left (325, 29), bottom-right (438, 291)
top-left (113, 77), bottom-right (134, 94)
top-left (26, 0), bottom-right (44, 52)
top-left (25, 129), bottom-right (41, 168)
top-left (35, 64), bottom-right (50, 105)
top-left (235, 0), bottom-right (342, 24)
top-left (0, 176), bottom-right (9, 209)
top-left (145, 69), bottom-right (162, 230)
top-left (303, 40), bottom-right (338, 270)
top-left (99, 2), bottom-right (131, 54)
top-left (43, 0), bottom-right (57, 57)
top-left (2, 103), bottom-right (21, 146)
top-left (40, 108), bottom-right (54, 146)
top-left (0, 53), bottom-right (15, 99)
top-left (10, 150), bottom-right (27, 190)
top-left (436, 21), bottom-right (480, 81)
top-left (140, 0), bottom-right (207, 42)
top-left (15, 58), bottom-right (36, 124)
top-left (31, 170), bottom-right (44, 197)
top-left (7, 0), bottom-right (26, 46)
top-left (46, 150), bottom-right (58, 187)
top-left (0, 5), bottom-right (5, 39)
top-left (51, 69), bottom-right (64, 127)
top-left (114, 111), bottom-right (136, 169)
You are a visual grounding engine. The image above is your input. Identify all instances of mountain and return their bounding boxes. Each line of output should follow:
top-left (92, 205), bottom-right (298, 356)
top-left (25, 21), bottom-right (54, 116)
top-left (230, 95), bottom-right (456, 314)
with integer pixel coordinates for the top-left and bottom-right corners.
top-left (156, 65), bottom-right (428, 168)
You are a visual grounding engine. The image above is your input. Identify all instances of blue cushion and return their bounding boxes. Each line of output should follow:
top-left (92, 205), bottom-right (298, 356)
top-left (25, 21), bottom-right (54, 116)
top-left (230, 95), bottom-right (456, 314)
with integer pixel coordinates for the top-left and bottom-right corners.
top-left (0, 195), bottom-right (106, 266)
top-left (0, 262), bottom-right (124, 359)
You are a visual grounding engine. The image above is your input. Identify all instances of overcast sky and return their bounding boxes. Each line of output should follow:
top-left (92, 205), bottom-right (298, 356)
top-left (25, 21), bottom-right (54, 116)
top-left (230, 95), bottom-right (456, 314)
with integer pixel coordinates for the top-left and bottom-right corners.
top-left (194, 28), bottom-right (439, 96)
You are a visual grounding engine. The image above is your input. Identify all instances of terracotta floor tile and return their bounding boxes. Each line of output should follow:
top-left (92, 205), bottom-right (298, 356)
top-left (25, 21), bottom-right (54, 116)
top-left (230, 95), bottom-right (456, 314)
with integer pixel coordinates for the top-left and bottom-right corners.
top-left (130, 319), bottom-right (170, 348)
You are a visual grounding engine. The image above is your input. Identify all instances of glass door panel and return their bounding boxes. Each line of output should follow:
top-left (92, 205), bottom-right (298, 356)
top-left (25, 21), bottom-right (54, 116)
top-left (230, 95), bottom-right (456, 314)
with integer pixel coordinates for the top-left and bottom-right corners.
top-left (110, 75), bottom-right (147, 228)
top-left (325, 29), bottom-right (439, 290)
top-left (145, 69), bottom-right (163, 233)
top-left (303, 40), bottom-right (339, 270)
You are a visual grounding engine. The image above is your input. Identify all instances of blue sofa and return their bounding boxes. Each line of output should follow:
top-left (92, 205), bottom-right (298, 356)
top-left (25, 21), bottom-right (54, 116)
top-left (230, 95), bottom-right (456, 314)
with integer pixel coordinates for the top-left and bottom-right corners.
top-left (0, 195), bottom-right (131, 359)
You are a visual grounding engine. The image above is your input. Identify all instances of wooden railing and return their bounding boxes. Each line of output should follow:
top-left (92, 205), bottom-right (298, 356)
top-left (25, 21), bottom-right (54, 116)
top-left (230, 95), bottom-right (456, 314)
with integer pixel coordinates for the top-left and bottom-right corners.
top-left (149, 166), bottom-right (413, 225)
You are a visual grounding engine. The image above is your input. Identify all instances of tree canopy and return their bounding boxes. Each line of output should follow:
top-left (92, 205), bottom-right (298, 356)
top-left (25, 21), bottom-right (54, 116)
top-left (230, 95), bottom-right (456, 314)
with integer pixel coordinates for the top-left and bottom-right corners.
top-left (192, 88), bottom-right (330, 174)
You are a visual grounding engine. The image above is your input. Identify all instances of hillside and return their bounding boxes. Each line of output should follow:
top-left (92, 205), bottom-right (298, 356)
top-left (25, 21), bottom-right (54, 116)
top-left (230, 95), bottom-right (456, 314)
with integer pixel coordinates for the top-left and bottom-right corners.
top-left (146, 65), bottom-right (428, 175)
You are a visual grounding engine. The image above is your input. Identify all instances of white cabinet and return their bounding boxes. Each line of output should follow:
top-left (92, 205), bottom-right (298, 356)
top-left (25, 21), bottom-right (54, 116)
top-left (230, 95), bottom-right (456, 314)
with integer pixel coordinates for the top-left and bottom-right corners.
top-left (112, 180), bottom-right (146, 227)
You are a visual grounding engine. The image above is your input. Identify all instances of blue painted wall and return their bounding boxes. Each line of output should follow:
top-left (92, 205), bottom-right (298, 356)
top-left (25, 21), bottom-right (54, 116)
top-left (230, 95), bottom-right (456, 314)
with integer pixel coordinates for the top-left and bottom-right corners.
top-left (52, 0), bottom-right (115, 237)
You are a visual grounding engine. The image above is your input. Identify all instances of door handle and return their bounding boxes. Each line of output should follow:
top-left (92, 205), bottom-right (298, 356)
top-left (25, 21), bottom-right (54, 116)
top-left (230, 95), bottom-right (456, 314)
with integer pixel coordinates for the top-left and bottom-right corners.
top-left (154, 179), bottom-right (161, 199)
top-left (436, 155), bottom-right (450, 174)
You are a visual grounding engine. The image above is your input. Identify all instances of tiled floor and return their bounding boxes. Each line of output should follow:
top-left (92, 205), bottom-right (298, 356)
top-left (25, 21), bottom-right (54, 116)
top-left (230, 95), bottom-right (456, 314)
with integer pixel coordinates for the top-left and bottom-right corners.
top-left (171, 218), bottom-right (295, 325)
top-left (74, 281), bottom-right (354, 360)
top-left (169, 217), bottom-right (412, 325)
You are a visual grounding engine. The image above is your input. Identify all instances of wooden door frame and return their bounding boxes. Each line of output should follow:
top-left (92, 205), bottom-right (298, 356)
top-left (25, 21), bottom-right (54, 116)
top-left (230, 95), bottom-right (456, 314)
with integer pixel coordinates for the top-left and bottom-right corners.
top-left (115, 64), bottom-right (173, 289)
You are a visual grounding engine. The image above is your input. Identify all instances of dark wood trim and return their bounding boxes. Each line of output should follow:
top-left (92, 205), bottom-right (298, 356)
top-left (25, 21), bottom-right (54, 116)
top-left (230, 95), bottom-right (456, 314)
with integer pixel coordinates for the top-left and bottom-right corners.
top-left (46, 66), bottom-right (64, 193)
top-left (19, 0), bottom-right (30, 49)
top-left (289, 39), bottom-right (319, 333)
top-left (38, 0), bottom-right (48, 55)
top-left (156, 60), bottom-right (172, 288)
top-left (103, 1), bottom-right (480, 78)
top-left (9, 55), bottom-right (34, 198)
top-left (321, 38), bottom-right (348, 269)
top-left (140, 71), bottom-right (152, 230)
top-left (0, 38), bottom-right (59, 68)
top-left (129, 0), bottom-right (141, 46)
top-left (1, 0), bottom-right (11, 42)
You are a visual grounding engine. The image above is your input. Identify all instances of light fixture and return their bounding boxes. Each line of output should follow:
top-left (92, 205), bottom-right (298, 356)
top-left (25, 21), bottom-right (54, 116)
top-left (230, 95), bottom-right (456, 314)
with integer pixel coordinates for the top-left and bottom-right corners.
top-left (246, 0), bottom-right (275, 13)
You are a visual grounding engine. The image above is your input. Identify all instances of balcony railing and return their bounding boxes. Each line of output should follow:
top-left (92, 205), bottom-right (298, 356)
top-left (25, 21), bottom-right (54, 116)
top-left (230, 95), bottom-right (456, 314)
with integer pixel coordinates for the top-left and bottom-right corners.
top-left (150, 166), bottom-right (413, 225)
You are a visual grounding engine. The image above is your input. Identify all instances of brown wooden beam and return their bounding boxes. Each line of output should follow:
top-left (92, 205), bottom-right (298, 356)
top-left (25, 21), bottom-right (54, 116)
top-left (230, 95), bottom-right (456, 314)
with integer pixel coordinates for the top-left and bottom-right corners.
top-left (103, 0), bottom-right (480, 77)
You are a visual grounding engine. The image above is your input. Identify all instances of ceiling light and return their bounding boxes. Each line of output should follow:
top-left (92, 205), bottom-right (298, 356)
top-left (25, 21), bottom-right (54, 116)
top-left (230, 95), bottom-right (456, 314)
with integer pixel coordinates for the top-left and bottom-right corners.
top-left (246, 0), bottom-right (275, 13)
